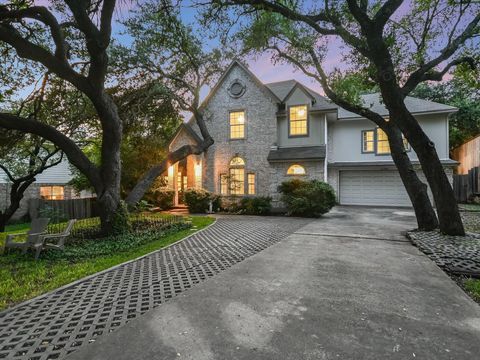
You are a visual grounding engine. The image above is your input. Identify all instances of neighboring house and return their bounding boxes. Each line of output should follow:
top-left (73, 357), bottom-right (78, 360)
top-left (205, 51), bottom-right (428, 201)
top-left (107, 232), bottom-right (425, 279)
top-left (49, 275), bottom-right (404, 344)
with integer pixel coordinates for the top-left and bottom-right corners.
top-left (451, 135), bottom-right (480, 175)
top-left (0, 160), bottom-right (90, 220)
top-left (166, 60), bottom-right (458, 208)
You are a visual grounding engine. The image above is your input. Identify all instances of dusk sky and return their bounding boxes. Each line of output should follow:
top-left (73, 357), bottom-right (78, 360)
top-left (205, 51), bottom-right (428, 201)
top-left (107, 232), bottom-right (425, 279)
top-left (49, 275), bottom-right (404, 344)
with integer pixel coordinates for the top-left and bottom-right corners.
top-left (26, 0), bottom-right (478, 100)
top-left (31, 0), bottom-right (345, 95)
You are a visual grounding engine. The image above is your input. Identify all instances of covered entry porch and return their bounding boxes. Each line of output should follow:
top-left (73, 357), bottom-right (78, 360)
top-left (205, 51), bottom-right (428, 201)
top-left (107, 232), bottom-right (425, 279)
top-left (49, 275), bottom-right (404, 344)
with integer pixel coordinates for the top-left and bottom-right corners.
top-left (165, 154), bottom-right (203, 206)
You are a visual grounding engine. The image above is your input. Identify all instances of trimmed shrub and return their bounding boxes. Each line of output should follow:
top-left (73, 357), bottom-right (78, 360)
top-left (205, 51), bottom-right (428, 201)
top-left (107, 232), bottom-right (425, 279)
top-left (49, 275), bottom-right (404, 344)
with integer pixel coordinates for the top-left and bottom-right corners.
top-left (211, 194), bottom-right (222, 212)
top-left (278, 179), bottom-right (336, 217)
top-left (147, 190), bottom-right (175, 210)
top-left (184, 188), bottom-right (212, 213)
top-left (239, 196), bottom-right (272, 215)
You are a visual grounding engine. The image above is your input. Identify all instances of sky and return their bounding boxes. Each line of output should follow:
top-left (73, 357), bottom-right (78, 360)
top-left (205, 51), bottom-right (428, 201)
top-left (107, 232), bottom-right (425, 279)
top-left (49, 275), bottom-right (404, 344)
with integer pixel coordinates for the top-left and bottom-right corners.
top-left (20, 0), bottom-right (480, 102)
top-left (30, 0), bottom-right (338, 95)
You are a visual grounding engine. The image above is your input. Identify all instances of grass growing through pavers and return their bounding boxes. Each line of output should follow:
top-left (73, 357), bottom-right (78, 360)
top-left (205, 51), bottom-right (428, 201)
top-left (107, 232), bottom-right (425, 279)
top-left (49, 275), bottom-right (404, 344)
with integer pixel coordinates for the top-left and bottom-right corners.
top-left (463, 278), bottom-right (480, 303)
top-left (0, 216), bottom-right (214, 311)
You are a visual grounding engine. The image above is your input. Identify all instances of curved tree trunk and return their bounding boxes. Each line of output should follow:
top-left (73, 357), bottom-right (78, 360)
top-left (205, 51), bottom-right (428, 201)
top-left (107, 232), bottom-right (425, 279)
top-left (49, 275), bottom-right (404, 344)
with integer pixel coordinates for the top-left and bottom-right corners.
top-left (90, 92), bottom-right (126, 235)
top-left (366, 34), bottom-right (465, 236)
top-left (391, 109), bottom-right (464, 235)
top-left (384, 124), bottom-right (438, 230)
top-left (377, 80), bottom-right (464, 235)
top-left (0, 179), bottom-right (34, 232)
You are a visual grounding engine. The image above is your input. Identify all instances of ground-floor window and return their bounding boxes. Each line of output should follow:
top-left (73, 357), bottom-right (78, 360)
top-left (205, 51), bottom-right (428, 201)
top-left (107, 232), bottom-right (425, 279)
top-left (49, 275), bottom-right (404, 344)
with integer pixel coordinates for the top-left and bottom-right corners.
top-left (40, 186), bottom-right (64, 200)
top-left (229, 168), bottom-right (245, 195)
top-left (287, 164), bottom-right (306, 175)
top-left (219, 156), bottom-right (257, 195)
top-left (247, 173), bottom-right (256, 195)
top-left (220, 174), bottom-right (228, 195)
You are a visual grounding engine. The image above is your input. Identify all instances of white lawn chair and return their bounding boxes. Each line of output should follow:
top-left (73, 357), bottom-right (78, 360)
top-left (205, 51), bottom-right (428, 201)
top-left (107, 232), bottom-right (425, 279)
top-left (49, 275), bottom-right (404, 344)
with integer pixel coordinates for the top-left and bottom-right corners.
top-left (4, 218), bottom-right (50, 257)
top-left (38, 219), bottom-right (77, 260)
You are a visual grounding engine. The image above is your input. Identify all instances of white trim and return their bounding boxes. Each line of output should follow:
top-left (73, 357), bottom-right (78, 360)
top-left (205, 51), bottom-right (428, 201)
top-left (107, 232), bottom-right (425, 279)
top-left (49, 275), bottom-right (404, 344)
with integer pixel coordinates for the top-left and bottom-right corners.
top-left (324, 116), bottom-right (328, 182)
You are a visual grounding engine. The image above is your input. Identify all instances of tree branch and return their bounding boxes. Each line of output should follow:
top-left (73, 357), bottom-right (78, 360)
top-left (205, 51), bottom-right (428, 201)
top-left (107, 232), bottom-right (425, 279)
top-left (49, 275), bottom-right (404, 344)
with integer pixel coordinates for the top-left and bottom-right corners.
top-left (0, 113), bottom-right (101, 189)
top-left (0, 5), bottom-right (69, 60)
top-left (373, 0), bottom-right (405, 29)
top-left (0, 24), bottom-right (89, 93)
top-left (402, 11), bottom-right (480, 95)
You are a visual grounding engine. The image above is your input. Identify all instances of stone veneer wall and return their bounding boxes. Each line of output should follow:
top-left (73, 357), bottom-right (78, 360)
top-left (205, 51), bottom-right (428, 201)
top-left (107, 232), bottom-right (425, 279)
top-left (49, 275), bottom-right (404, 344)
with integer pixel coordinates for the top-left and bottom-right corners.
top-left (269, 161), bottom-right (324, 207)
top-left (195, 65), bottom-right (279, 198)
top-left (167, 65), bottom-right (329, 208)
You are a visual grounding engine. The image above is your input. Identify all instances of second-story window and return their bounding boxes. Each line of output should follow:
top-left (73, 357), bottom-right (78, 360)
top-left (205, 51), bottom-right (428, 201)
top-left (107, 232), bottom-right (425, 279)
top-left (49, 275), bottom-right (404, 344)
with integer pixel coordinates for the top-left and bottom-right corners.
top-left (230, 111), bottom-right (245, 139)
top-left (289, 105), bottom-right (308, 136)
top-left (376, 128), bottom-right (391, 154)
top-left (371, 128), bottom-right (409, 155)
top-left (362, 130), bottom-right (375, 153)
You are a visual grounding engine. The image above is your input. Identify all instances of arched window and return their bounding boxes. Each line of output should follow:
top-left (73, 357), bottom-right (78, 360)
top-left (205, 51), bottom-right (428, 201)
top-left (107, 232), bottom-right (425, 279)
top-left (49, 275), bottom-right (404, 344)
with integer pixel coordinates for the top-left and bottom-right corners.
top-left (287, 164), bottom-right (306, 175)
top-left (230, 156), bottom-right (245, 166)
top-left (229, 156), bottom-right (245, 195)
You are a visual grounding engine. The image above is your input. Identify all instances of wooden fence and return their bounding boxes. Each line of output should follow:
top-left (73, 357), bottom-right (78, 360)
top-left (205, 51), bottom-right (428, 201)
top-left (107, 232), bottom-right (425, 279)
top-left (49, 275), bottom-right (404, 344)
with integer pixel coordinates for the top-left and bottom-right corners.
top-left (29, 197), bottom-right (98, 221)
top-left (453, 166), bottom-right (480, 203)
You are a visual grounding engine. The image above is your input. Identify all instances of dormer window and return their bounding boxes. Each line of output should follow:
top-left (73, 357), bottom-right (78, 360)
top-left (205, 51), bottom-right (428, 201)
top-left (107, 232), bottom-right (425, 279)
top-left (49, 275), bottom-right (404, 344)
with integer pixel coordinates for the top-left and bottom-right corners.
top-left (230, 110), bottom-right (245, 139)
top-left (289, 105), bottom-right (308, 137)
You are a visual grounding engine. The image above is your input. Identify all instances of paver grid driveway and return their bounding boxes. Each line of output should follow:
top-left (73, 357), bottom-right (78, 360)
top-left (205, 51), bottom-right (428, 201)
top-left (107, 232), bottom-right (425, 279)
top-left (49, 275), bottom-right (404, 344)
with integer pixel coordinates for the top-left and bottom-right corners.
top-left (0, 216), bottom-right (311, 360)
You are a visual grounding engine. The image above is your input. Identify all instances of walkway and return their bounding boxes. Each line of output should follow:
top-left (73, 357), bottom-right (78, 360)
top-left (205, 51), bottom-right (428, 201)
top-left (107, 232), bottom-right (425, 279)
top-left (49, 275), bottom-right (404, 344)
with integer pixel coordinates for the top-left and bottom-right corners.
top-left (0, 216), bottom-right (310, 360)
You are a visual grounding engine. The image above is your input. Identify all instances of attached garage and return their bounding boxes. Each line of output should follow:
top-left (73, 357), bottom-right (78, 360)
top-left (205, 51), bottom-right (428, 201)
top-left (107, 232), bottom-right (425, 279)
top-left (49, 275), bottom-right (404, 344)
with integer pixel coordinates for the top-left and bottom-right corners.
top-left (339, 170), bottom-right (412, 207)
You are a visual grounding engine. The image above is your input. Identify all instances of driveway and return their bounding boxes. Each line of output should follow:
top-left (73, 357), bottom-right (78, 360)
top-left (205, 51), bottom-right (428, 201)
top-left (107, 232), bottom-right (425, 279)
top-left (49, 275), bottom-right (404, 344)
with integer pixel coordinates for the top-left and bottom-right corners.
top-left (66, 206), bottom-right (480, 360)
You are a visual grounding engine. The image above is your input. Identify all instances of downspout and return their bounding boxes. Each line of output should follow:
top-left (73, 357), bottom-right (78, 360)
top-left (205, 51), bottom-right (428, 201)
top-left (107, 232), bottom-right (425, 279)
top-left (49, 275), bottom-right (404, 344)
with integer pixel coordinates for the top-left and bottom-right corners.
top-left (324, 115), bottom-right (328, 182)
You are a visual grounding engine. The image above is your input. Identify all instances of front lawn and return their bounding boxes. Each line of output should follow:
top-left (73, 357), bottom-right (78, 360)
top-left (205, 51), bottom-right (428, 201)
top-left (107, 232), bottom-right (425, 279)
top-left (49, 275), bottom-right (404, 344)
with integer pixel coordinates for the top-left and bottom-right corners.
top-left (0, 216), bottom-right (214, 310)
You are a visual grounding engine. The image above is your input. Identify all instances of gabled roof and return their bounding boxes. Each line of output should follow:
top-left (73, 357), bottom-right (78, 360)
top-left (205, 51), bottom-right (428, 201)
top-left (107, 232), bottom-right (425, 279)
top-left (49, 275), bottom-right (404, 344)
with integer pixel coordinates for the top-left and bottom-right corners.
top-left (265, 80), bottom-right (337, 112)
top-left (267, 145), bottom-right (326, 162)
top-left (199, 60), bottom-right (282, 111)
top-left (338, 93), bottom-right (458, 119)
top-left (168, 123), bottom-right (202, 148)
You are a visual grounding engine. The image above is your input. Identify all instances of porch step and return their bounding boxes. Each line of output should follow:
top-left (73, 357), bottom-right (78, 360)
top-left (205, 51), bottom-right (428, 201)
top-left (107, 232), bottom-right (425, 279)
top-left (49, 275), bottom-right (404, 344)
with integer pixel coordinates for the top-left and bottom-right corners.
top-left (164, 205), bottom-right (189, 215)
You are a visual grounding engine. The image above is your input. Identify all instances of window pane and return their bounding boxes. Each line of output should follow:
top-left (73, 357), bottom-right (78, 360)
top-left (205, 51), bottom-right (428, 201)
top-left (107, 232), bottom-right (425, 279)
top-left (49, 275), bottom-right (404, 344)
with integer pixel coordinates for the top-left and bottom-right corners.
top-left (289, 105), bottom-right (308, 136)
top-left (287, 164), bottom-right (306, 175)
top-left (220, 174), bottom-right (228, 195)
top-left (230, 156), bottom-right (245, 166)
top-left (247, 173), bottom-right (255, 195)
top-left (40, 186), bottom-right (64, 200)
top-left (230, 111), bottom-right (245, 139)
top-left (376, 128), bottom-right (391, 154)
top-left (363, 130), bottom-right (375, 152)
top-left (229, 168), bottom-right (244, 195)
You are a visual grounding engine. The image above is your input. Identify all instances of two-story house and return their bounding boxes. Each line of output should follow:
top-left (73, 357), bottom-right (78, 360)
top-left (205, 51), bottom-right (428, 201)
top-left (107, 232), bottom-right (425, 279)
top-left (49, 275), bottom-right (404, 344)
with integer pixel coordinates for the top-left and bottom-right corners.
top-left (166, 60), bottom-right (457, 208)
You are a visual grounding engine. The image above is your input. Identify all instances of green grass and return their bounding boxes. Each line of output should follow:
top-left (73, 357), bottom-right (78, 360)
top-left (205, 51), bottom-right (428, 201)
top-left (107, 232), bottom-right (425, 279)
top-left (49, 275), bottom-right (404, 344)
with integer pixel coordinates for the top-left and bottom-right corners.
top-left (0, 216), bottom-right (214, 310)
top-left (464, 278), bottom-right (480, 302)
top-left (459, 204), bottom-right (480, 212)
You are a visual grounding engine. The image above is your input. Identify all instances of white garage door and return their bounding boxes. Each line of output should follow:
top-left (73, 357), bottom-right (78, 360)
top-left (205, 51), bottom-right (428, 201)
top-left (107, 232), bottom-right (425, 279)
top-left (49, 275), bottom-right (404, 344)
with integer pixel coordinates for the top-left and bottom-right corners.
top-left (339, 170), bottom-right (412, 206)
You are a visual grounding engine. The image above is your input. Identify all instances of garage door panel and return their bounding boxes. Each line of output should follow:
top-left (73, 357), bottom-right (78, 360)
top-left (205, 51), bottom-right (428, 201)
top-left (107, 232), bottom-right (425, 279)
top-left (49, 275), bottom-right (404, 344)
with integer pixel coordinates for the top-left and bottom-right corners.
top-left (339, 170), bottom-right (412, 206)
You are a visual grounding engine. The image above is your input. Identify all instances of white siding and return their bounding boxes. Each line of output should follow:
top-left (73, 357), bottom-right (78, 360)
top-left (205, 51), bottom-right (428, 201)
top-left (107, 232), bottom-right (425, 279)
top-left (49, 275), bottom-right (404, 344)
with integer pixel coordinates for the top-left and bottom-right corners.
top-left (0, 159), bottom-right (74, 184)
top-left (328, 113), bottom-right (450, 163)
top-left (277, 87), bottom-right (325, 147)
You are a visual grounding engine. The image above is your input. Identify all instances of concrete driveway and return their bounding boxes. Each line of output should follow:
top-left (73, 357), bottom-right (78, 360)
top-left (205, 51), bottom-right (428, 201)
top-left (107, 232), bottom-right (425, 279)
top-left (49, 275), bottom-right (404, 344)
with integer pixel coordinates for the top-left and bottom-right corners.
top-left (67, 207), bottom-right (480, 360)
